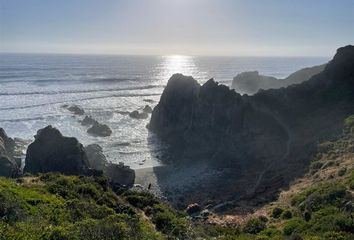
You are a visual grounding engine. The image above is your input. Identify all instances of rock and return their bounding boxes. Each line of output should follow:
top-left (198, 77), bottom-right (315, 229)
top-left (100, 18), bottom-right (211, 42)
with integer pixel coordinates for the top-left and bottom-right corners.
top-left (105, 162), bottom-right (135, 187)
top-left (231, 64), bottom-right (326, 95)
top-left (81, 116), bottom-right (97, 126)
top-left (143, 105), bottom-right (153, 114)
top-left (85, 144), bottom-right (107, 170)
top-left (0, 128), bottom-right (19, 177)
top-left (129, 110), bottom-right (148, 119)
top-left (66, 105), bottom-right (85, 115)
top-left (186, 203), bottom-right (202, 215)
top-left (24, 125), bottom-right (89, 175)
top-left (87, 122), bottom-right (112, 137)
top-left (149, 46), bottom-right (354, 207)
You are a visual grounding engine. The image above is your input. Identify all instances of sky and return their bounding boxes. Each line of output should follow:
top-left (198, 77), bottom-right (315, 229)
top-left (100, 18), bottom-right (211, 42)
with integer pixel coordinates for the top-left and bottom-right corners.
top-left (0, 0), bottom-right (353, 56)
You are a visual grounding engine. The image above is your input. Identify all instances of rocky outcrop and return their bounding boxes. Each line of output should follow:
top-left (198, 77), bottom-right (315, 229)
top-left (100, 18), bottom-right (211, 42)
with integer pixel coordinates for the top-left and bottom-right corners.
top-left (67, 105), bottom-right (85, 115)
top-left (231, 64), bottom-right (326, 95)
top-left (81, 116), bottom-right (97, 126)
top-left (85, 144), bottom-right (107, 170)
top-left (143, 105), bottom-right (153, 113)
top-left (105, 162), bottom-right (135, 187)
top-left (129, 110), bottom-right (148, 119)
top-left (0, 129), bottom-right (19, 177)
top-left (149, 46), bottom-right (354, 206)
top-left (87, 122), bottom-right (112, 137)
top-left (24, 125), bottom-right (89, 175)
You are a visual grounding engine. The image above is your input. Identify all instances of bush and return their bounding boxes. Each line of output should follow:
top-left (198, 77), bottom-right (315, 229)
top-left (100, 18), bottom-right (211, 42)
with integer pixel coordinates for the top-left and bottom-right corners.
top-left (281, 210), bottom-right (293, 219)
top-left (271, 207), bottom-right (283, 218)
top-left (243, 218), bottom-right (266, 234)
top-left (337, 168), bottom-right (347, 176)
top-left (283, 218), bottom-right (307, 236)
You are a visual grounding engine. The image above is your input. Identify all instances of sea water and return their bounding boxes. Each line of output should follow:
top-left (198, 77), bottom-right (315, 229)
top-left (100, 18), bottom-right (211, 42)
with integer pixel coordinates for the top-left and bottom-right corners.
top-left (0, 53), bottom-right (328, 169)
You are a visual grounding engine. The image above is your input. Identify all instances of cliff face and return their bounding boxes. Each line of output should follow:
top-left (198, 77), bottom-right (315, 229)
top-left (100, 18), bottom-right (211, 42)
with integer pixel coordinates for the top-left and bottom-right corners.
top-left (231, 64), bottom-right (326, 95)
top-left (149, 45), bottom-right (354, 206)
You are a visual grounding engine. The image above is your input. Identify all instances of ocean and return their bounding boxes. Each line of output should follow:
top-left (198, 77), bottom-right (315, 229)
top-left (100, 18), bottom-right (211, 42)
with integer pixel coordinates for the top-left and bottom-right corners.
top-left (0, 53), bottom-right (329, 169)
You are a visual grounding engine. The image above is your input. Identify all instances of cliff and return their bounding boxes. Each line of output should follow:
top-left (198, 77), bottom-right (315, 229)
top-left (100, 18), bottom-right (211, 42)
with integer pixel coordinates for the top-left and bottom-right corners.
top-left (231, 64), bottom-right (326, 95)
top-left (149, 45), bottom-right (354, 206)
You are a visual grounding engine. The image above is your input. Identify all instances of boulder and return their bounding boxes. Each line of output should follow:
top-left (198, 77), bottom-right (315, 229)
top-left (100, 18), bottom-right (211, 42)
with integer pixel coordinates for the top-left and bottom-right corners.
top-left (81, 116), bottom-right (97, 126)
top-left (0, 128), bottom-right (19, 177)
top-left (143, 105), bottom-right (153, 114)
top-left (129, 110), bottom-right (148, 119)
top-left (24, 125), bottom-right (89, 175)
top-left (67, 105), bottom-right (85, 115)
top-left (85, 144), bottom-right (107, 170)
top-left (105, 162), bottom-right (135, 187)
top-left (87, 122), bottom-right (112, 137)
top-left (186, 203), bottom-right (202, 215)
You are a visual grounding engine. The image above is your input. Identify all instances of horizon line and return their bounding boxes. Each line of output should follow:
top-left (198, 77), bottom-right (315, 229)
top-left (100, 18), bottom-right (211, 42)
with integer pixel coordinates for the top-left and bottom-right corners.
top-left (0, 51), bottom-right (332, 58)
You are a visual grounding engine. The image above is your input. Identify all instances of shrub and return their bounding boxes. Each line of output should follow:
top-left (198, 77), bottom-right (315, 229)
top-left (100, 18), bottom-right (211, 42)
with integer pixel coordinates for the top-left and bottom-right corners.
top-left (337, 168), bottom-right (347, 176)
top-left (281, 210), bottom-right (293, 219)
top-left (283, 218), bottom-right (307, 236)
top-left (243, 218), bottom-right (266, 234)
top-left (271, 207), bottom-right (283, 218)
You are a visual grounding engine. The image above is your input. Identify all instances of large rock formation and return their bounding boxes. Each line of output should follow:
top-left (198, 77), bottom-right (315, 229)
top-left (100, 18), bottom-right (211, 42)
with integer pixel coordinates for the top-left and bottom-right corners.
top-left (24, 125), bottom-right (89, 175)
top-left (231, 64), bottom-right (326, 95)
top-left (149, 46), bottom-right (354, 206)
top-left (87, 122), bottom-right (112, 137)
top-left (0, 129), bottom-right (19, 177)
top-left (105, 162), bottom-right (135, 187)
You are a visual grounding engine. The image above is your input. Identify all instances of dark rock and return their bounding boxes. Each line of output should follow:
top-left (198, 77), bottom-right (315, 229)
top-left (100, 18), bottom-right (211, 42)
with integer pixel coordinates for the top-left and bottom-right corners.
top-left (0, 128), bottom-right (19, 177)
top-left (81, 116), bottom-right (97, 126)
top-left (85, 144), bottom-right (107, 170)
top-left (143, 105), bottom-right (153, 114)
top-left (67, 105), bottom-right (85, 115)
top-left (129, 110), bottom-right (148, 119)
top-left (149, 46), bottom-right (354, 206)
top-left (87, 122), bottom-right (112, 137)
top-left (186, 203), bottom-right (202, 215)
top-left (24, 125), bottom-right (89, 175)
top-left (231, 64), bottom-right (326, 95)
top-left (105, 162), bottom-right (135, 187)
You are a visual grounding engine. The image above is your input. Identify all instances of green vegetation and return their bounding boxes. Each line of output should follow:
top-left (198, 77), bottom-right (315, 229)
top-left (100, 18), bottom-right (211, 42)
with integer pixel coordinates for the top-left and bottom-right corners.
top-left (1, 114), bottom-right (354, 239)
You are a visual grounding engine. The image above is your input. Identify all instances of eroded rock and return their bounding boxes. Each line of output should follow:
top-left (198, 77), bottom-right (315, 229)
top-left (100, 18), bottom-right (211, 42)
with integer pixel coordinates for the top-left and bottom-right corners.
top-left (87, 122), bottom-right (112, 137)
top-left (105, 162), bottom-right (135, 187)
top-left (24, 125), bottom-right (89, 175)
top-left (129, 110), bottom-right (148, 119)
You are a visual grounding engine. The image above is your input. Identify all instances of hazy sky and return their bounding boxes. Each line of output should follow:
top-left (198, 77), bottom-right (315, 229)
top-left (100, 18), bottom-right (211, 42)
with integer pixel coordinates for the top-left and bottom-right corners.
top-left (0, 0), bottom-right (353, 56)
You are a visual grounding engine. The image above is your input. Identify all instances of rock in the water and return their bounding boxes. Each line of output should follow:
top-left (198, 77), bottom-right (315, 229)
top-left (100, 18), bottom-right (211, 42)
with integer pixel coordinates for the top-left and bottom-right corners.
top-left (67, 105), bottom-right (85, 115)
top-left (81, 115), bottom-right (97, 126)
top-left (24, 125), bottom-right (89, 175)
top-left (129, 110), bottom-right (148, 119)
top-left (85, 144), bottom-right (107, 170)
top-left (186, 203), bottom-right (202, 215)
top-left (105, 162), bottom-right (135, 187)
top-left (87, 122), bottom-right (112, 137)
top-left (143, 105), bottom-right (153, 114)
top-left (0, 128), bottom-right (19, 177)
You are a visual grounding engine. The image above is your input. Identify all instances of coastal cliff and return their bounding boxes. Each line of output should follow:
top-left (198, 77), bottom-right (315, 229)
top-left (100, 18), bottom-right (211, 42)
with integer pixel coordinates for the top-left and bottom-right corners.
top-left (231, 64), bottom-right (326, 95)
top-left (149, 45), bottom-right (354, 206)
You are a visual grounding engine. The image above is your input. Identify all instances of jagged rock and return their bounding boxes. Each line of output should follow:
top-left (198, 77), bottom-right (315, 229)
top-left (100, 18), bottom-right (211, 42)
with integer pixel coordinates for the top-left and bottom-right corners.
top-left (231, 64), bottom-right (326, 95)
top-left (143, 105), bottom-right (153, 114)
top-left (149, 46), bottom-right (354, 207)
top-left (186, 203), bottom-right (202, 215)
top-left (105, 162), bottom-right (135, 187)
top-left (81, 116), bottom-right (97, 126)
top-left (87, 122), bottom-right (112, 137)
top-left (24, 125), bottom-right (89, 175)
top-left (0, 128), bottom-right (19, 177)
top-left (85, 144), bottom-right (107, 170)
top-left (129, 110), bottom-right (148, 119)
top-left (66, 105), bottom-right (85, 115)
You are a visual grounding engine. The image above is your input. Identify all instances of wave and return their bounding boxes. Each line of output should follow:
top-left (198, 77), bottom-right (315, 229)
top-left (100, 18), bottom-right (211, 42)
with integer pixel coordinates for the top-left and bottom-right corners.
top-left (0, 115), bottom-right (61, 123)
top-left (0, 92), bottom-right (161, 111)
top-left (0, 77), bottom-right (139, 84)
top-left (0, 84), bottom-right (164, 96)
